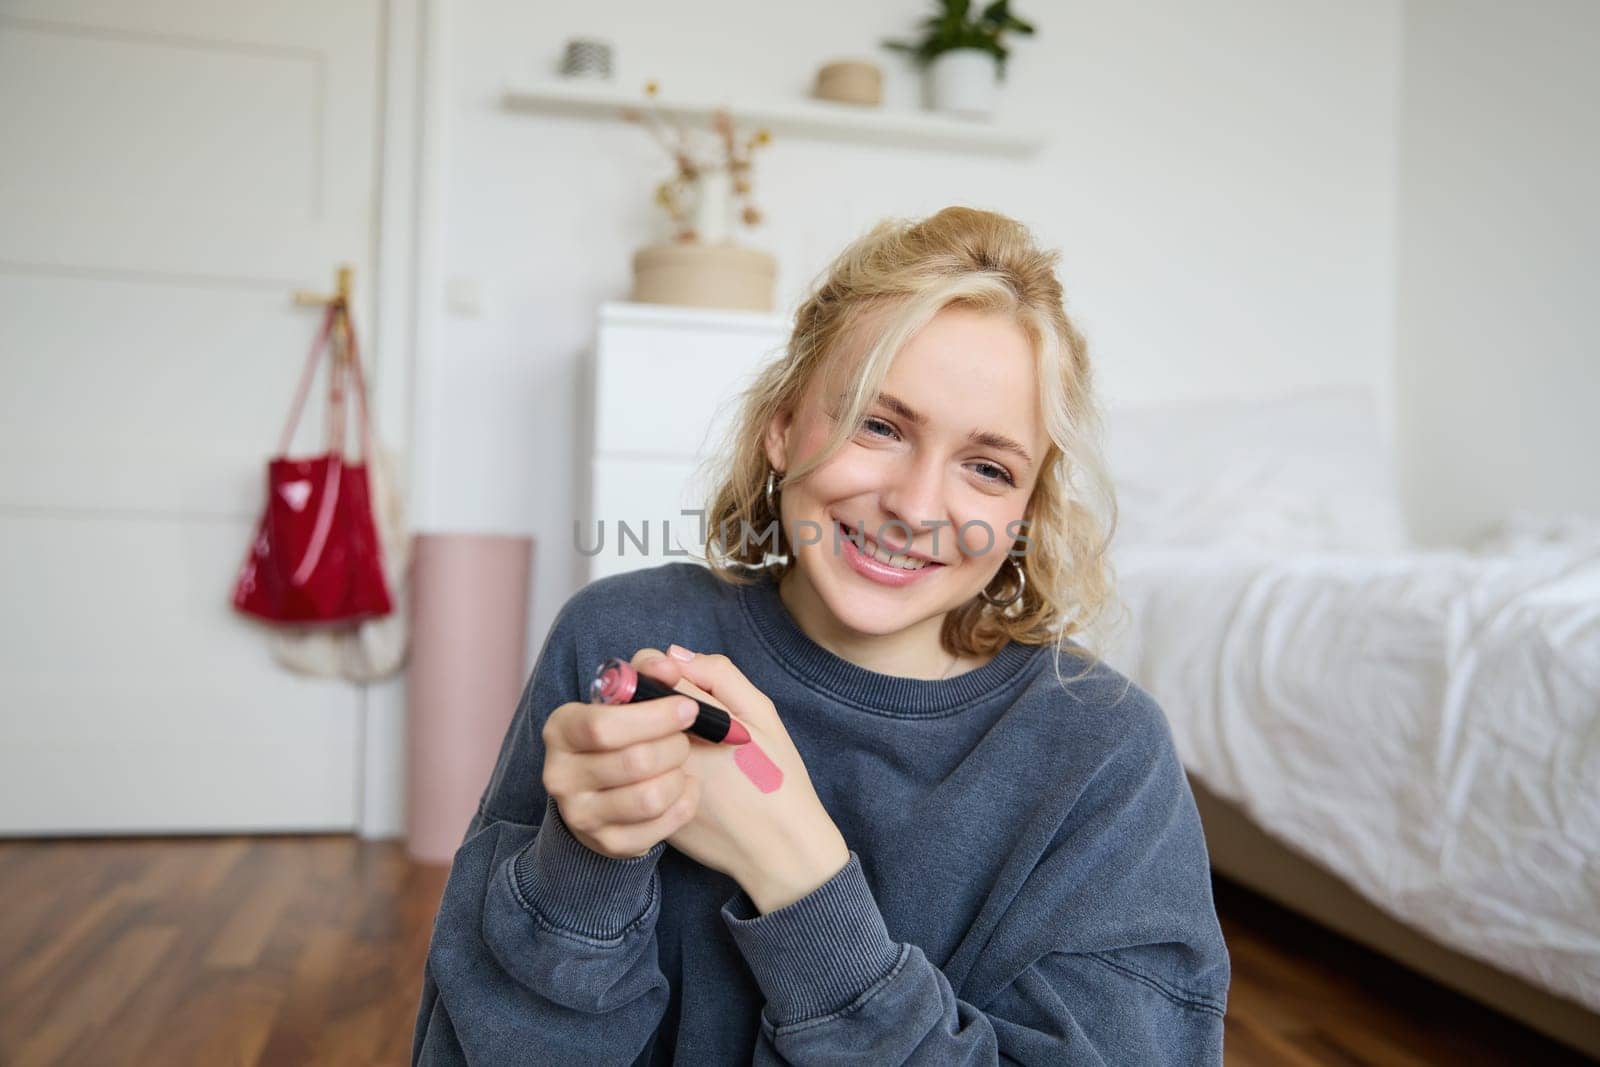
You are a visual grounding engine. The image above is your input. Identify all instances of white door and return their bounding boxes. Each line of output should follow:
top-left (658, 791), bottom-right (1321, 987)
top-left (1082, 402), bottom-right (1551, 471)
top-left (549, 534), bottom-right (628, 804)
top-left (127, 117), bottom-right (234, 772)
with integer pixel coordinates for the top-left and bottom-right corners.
top-left (0, 0), bottom-right (391, 834)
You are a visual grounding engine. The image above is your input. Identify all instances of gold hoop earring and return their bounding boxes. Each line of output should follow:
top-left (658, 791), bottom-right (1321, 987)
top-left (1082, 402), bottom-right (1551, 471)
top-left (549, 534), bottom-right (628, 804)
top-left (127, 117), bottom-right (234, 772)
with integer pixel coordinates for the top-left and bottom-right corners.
top-left (980, 557), bottom-right (1026, 607)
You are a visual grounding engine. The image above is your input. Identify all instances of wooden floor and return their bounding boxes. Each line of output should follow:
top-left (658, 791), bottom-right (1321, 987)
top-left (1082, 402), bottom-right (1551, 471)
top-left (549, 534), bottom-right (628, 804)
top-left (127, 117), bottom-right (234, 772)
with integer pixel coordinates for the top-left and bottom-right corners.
top-left (0, 834), bottom-right (1591, 1066)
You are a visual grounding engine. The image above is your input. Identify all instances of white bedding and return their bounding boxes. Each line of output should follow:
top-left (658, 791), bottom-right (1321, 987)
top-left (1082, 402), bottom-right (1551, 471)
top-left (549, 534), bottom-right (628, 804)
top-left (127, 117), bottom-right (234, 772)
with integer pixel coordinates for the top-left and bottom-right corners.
top-left (1096, 531), bottom-right (1600, 1012)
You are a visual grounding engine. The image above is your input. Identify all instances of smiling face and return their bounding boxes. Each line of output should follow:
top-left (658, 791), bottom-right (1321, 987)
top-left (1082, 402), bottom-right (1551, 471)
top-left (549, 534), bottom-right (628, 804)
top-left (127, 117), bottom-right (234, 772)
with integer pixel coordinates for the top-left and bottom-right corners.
top-left (764, 305), bottom-right (1050, 660)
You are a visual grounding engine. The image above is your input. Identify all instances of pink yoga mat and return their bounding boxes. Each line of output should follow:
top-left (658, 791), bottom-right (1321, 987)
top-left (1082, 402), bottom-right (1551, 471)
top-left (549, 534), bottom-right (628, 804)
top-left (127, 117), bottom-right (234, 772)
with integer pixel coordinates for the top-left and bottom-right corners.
top-left (406, 533), bottom-right (534, 865)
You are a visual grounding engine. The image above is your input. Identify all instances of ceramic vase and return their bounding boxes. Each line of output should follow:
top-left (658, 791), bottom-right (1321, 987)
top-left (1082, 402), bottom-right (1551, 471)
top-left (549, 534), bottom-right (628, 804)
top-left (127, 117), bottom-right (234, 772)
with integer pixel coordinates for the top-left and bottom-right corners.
top-left (928, 50), bottom-right (998, 118)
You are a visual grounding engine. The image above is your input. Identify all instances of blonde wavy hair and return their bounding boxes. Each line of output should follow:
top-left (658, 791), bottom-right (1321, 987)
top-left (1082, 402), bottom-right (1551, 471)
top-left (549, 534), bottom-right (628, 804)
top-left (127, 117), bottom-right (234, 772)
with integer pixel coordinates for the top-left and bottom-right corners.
top-left (693, 205), bottom-right (1127, 686)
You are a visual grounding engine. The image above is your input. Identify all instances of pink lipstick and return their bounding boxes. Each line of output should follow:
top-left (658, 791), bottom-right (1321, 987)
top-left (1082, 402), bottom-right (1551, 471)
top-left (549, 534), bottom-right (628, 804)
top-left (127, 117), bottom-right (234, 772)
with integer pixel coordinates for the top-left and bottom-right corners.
top-left (589, 657), bottom-right (752, 746)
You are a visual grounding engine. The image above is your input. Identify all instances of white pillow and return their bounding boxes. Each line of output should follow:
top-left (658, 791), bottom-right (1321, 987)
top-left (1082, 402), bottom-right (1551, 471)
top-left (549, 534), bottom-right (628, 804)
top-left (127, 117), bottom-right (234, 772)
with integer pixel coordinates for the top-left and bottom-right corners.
top-left (1102, 385), bottom-right (1410, 554)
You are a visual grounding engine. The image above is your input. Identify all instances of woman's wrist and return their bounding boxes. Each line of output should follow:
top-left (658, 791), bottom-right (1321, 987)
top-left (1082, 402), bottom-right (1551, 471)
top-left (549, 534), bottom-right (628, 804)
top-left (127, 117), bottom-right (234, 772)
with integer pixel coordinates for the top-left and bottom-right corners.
top-left (738, 823), bottom-right (851, 914)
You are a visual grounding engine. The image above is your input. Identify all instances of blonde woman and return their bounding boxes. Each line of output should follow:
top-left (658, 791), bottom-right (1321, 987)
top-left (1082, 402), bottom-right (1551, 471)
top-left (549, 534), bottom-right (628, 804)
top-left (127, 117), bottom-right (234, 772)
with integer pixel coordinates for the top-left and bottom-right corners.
top-left (414, 207), bottom-right (1231, 1065)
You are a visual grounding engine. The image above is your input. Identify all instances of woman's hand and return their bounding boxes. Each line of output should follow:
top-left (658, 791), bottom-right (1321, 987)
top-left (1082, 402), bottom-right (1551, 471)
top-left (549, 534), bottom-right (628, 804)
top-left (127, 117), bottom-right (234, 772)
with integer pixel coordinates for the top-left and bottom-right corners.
top-left (540, 658), bottom-right (704, 859)
top-left (636, 645), bottom-right (850, 914)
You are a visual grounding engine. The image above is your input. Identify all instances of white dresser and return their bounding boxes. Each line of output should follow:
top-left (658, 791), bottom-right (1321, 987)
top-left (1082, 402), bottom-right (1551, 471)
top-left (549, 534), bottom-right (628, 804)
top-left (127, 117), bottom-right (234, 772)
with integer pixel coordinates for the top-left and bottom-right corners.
top-left (585, 301), bottom-right (790, 581)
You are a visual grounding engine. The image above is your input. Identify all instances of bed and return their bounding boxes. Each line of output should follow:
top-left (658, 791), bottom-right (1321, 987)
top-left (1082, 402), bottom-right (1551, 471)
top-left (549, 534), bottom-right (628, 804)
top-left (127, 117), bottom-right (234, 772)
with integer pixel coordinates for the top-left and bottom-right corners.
top-left (1091, 386), bottom-right (1600, 1057)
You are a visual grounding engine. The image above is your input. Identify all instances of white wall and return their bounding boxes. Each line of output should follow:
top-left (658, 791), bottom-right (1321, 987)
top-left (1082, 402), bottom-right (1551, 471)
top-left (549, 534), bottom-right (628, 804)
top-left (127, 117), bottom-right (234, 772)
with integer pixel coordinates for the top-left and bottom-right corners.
top-left (419, 0), bottom-right (1404, 652)
top-left (1394, 0), bottom-right (1600, 546)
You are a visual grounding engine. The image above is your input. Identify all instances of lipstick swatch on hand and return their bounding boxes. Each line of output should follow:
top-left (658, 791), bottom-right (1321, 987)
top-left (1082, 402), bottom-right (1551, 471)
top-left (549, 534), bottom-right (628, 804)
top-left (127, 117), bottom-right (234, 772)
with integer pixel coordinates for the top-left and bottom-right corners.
top-left (734, 741), bottom-right (783, 793)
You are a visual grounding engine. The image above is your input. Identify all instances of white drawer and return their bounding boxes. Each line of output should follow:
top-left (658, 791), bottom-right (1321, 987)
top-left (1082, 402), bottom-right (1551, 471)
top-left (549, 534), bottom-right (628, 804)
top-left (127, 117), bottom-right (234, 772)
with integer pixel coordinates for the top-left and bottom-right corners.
top-left (585, 456), bottom-right (709, 581)
top-left (592, 304), bottom-right (788, 459)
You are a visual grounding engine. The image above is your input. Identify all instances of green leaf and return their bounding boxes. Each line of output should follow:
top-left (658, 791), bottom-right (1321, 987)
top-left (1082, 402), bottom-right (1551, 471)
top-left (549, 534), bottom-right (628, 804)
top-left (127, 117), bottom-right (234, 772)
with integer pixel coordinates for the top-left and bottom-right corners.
top-left (888, 0), bottom-right (1036, 62)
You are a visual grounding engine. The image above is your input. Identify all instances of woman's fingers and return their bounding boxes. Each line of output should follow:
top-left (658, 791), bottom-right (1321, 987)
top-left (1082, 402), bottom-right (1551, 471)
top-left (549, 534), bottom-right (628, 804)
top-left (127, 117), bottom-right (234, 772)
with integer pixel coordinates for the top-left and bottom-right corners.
top-left (582, 730), bottom-right (691, 791)
top-left (664, 645), bottom-right (775, 727)
top-left (590, 765), bottom-right (689, 825)
top-left (542, 697), bottom-right (691, 802)
top-left (542, 683), bottom-right (706, 859)
top-left (636, 647), bottom-right (726, 711)
top-left (566, 769), bottom-right (701, 857)
top-left (545, 645), bottom-right (770, 859)
top-left (547, 694), bottom-right (695, 753)
top-left (634, 649), bottom-right (687, 692)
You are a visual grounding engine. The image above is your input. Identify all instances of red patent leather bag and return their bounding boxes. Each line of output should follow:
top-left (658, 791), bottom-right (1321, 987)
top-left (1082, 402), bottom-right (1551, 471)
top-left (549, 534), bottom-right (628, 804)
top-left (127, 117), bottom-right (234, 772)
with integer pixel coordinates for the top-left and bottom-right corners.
top-left (231, 300), bottom-right (393, 625)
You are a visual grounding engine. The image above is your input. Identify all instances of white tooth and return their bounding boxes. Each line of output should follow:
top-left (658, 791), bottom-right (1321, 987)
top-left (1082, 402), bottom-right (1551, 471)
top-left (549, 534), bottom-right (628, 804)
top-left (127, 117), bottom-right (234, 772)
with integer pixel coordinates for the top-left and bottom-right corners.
top-left (846, 525), bottom-right (927, 569)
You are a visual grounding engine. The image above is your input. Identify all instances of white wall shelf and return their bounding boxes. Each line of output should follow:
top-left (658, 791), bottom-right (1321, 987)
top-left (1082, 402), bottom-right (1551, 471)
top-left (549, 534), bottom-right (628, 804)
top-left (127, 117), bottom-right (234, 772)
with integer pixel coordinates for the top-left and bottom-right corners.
top-left (502, 80), bottom-right (1045, 157)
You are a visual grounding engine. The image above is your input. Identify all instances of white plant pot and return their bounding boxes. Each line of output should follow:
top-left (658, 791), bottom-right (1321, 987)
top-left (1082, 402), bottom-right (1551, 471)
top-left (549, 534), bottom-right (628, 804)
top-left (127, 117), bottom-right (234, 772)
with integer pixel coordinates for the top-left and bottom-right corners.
top-left (927, 50), bottom-right (998, 118)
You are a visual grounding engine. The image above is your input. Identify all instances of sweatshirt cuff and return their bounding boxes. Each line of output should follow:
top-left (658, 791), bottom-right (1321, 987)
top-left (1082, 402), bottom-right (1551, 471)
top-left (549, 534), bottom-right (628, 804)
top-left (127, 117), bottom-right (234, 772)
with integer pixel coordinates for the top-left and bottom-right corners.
top-left (511, 796), bottom-right (666, 941)
top-left (720, 850), bottom-right (905, 1026)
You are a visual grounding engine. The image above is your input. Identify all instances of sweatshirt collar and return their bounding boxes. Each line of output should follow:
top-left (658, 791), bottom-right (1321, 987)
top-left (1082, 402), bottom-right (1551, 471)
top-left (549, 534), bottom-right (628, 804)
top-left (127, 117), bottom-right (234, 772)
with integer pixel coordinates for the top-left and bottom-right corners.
top-left (736, 566), bottom-right (1044, 718)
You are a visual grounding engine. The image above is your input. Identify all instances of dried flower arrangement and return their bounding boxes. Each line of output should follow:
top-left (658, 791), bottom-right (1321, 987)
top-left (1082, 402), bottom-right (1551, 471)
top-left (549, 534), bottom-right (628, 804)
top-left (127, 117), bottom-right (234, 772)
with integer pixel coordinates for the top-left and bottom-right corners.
top-left (620, 81), bottom-right (773, 243)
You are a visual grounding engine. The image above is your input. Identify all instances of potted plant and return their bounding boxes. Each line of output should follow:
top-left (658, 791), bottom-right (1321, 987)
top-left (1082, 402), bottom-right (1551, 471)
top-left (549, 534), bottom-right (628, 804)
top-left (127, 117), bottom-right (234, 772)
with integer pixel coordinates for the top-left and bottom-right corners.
top-left (883, 0), bottom-right (1036, 118)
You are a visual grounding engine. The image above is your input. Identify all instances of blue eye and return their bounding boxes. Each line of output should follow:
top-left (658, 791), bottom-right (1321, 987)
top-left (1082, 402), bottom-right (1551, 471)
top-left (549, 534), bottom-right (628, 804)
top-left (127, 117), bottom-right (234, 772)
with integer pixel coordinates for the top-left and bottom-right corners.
top-left (973, 462), bottom-right (1016, 487)
top-left (860, 417), bottom-right (898, 439)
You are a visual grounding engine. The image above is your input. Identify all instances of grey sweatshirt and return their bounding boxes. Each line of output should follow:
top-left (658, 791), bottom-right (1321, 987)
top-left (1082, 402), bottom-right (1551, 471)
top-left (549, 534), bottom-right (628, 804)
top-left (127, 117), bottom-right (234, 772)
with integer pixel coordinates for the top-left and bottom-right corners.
top-left (412, 561), bottom-right (1230, 1064)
